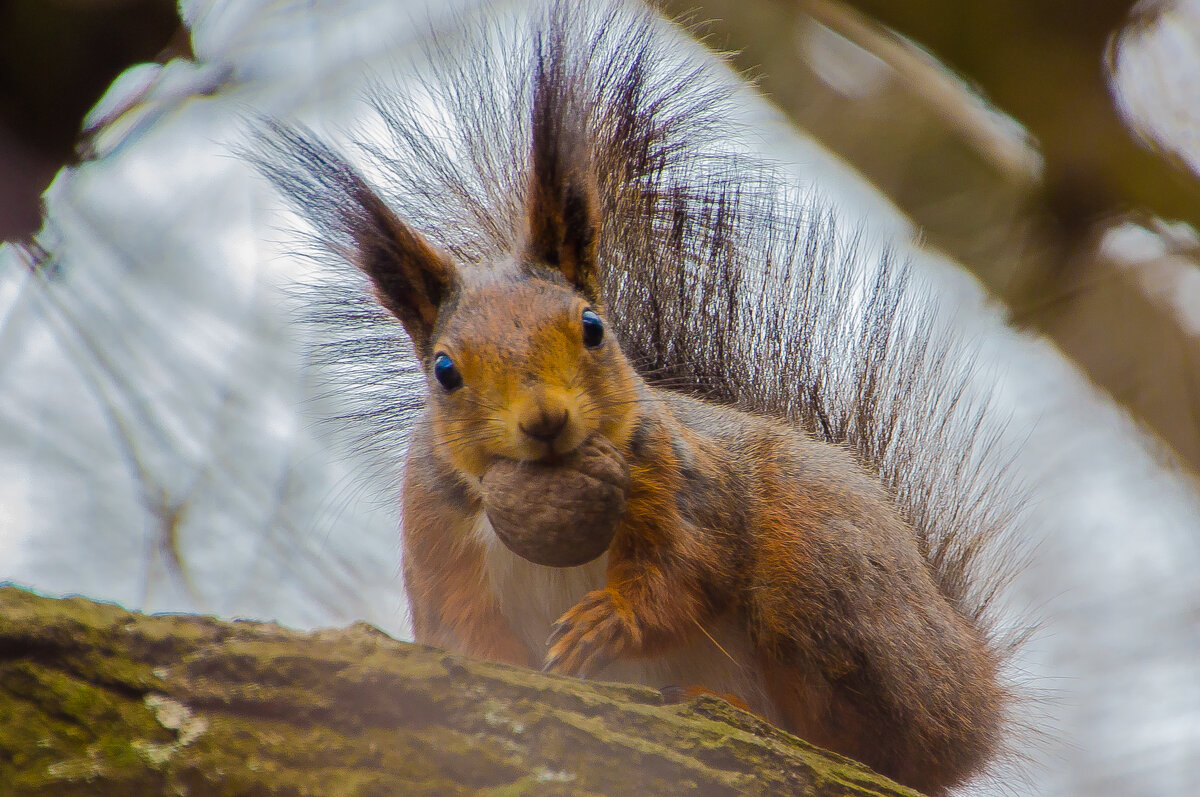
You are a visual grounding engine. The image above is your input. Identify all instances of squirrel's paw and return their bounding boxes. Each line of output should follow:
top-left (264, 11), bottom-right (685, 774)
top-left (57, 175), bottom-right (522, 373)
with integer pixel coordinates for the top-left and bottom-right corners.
top-left (543, 588), bottom-right (642, 677)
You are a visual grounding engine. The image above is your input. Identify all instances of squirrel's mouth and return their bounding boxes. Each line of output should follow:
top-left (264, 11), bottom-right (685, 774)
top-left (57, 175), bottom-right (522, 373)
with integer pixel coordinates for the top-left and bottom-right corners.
top-left (513, 437), bottom-right (581, 464)
top-left (508, 419), bottom-right (591, 463)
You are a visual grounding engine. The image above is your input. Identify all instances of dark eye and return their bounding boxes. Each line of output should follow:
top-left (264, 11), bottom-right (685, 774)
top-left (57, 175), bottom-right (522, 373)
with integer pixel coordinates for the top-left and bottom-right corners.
top-left (433, 353), bottom-right (463, 391)
top-left (582, 309), bottom-right (604, 348)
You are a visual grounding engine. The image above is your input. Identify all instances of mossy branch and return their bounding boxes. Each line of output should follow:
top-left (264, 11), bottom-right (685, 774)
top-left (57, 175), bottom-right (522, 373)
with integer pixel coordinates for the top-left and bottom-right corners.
top-left (0, 585), bottom-right (922, 796)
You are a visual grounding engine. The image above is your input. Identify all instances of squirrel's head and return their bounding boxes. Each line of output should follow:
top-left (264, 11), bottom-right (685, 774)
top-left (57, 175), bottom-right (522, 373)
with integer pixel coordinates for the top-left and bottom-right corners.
top-left (344, 52), bottom-right (639, 477)
top-left (421, 274), bottom-right (638, 477)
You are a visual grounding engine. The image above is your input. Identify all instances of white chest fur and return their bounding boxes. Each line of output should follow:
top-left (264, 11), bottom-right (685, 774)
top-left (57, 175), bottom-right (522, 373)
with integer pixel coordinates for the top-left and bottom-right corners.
top-left (471, 512), bottom-right (774, 719)
top-left (472, 511), bottom-right (609, 656)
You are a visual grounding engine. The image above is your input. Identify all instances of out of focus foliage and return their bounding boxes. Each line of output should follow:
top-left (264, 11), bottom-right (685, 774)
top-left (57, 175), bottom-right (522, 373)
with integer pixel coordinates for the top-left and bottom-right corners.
top-left (4, 1), bottom-right (1197, 470)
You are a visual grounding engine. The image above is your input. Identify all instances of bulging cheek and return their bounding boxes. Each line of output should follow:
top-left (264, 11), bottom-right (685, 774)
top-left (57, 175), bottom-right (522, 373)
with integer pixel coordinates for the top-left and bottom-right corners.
top-left (432, 415), bottom-right (492, 477)
top-left (594, 371), bottom-right (639, 447)
top-left (554, 417), bottom-right (591, 455)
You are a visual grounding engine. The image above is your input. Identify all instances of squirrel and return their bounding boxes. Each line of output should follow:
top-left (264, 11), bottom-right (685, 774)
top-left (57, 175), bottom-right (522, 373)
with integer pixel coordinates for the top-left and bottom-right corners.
top-left (255, 3), bottom-right (1026, 794)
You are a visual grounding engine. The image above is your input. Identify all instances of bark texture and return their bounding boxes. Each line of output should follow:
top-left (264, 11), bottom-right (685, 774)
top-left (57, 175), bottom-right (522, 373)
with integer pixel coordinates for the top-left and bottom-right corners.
top-left (0, 585), bottom-right (923, 796)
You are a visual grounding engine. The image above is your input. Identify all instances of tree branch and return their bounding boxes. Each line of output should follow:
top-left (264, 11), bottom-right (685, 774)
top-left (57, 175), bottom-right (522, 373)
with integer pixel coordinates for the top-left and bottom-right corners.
top-left (0, 585), bottom-right (921, 795)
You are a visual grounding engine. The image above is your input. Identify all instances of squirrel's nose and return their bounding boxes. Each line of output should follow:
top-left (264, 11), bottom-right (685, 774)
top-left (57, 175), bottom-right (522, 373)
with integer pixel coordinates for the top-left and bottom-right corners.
top-left (519, 408), bottom-right (569, 442)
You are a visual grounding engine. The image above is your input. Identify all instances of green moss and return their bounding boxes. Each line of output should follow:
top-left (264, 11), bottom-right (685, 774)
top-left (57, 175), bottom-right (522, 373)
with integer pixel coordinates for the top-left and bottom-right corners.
top-left (0, 662), bottom-right (177, 793)
top-left (0, 586), bottom-right (924, 796)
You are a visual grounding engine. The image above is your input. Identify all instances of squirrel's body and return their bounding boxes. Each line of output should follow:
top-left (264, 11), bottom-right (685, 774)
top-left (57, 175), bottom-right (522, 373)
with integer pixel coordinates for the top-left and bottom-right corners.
top-left (403, 340), bottom-right (1001, 794)
top-left (258, 3), bottom-right (1021, 793)
top-left (406, 394), bottom-right (774, 713)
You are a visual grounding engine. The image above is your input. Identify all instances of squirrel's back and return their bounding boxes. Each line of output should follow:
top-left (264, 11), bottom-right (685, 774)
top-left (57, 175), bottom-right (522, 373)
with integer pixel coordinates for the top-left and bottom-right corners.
top-left (656, 389), bottom-right (1006, 788)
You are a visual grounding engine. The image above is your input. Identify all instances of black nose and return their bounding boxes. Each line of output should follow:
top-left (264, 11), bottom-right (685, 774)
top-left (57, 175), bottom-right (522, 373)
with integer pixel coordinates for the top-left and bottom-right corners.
top-left (520, 408), bottom-right (569, 442)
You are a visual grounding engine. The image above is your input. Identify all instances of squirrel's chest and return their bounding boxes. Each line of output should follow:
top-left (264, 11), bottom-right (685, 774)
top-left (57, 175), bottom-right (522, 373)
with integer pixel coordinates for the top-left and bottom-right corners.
top-left (471, 511), bottom-right (609, 655)
top-left (470, 512), bottom-right (772, 714)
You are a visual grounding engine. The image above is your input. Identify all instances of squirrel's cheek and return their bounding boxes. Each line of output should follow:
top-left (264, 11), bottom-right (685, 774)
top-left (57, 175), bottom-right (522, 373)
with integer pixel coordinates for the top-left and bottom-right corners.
top-left (598, 413), bottom-right (637, 455)
top-left (430, 416), bottom-right (493, 478)
top-left (551, 423), bottom-right (590, 458)
top-left (592, 372), bottom-right (640, 450)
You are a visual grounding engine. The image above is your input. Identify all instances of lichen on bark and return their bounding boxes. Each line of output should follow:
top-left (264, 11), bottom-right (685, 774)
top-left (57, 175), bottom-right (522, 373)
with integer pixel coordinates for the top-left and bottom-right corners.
top-left (0, 586), bottom-right (922, 795)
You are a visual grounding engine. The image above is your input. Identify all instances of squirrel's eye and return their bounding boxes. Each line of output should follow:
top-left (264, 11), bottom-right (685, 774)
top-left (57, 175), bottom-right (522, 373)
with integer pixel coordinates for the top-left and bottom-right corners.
top-left (582, 309), bottom-right (604, 348)
top-left (433, 353), bottom-right (463, 391)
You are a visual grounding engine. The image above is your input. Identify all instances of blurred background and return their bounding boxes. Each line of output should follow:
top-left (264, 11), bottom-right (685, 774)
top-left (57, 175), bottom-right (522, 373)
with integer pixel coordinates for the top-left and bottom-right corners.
top-left (3, 0), bottom-right (1199, 470)
top-left (2, 1), bottom-right (1198, 795)
top-left (0, 0), bottom-right (184, 238)
top-left (659, 0), bottom-right (1200, 475)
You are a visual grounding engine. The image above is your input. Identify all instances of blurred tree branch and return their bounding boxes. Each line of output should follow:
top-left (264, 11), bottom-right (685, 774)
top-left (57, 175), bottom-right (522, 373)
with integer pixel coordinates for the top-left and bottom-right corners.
top-left (657, 0), bottom-right (1200, 473)
top-left (834, 0), bottom-right (1200, 237)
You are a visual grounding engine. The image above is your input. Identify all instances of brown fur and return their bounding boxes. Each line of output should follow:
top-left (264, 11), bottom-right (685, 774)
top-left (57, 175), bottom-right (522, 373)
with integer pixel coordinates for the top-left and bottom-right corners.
top-left (254, 3), bottom-right (1025, 793)
top-left (401, 310), bottom-right (1004, 795)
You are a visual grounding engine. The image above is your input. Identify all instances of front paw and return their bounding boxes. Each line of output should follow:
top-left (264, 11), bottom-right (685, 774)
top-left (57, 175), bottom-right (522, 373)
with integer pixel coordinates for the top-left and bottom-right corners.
top-left (543, 589), bottom-right (642, 677)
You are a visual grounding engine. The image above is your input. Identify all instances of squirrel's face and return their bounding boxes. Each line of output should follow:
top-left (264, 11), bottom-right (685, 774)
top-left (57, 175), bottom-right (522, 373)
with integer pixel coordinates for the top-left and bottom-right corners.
top-left (334, 58), bottom-right (620, 479)
top-left (425, 275), bottom-right (639, 478)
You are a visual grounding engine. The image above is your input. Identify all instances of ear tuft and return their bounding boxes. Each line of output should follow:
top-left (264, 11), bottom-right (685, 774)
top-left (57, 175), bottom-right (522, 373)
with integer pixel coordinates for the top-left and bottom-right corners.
top-left (351, 185), bottom-right (458, 359)
top-left (523, 28), bottom-right (602, 303)
top-left (249, 120), bottom-right (457, 361)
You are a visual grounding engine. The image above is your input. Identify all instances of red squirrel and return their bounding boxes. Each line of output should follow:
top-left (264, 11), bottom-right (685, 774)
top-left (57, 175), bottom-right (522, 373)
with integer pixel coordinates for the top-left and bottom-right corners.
top-left (257, 4), bottom-right (1024, 793)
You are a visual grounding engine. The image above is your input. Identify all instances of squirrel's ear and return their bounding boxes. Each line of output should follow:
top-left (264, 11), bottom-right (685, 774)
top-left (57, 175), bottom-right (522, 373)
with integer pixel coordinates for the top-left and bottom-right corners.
top-left (247, 121), bottom-right (455, 358)
top-left (352, 187), bottom-right (458, 359)
top-left (522, 43), bottom-right (601, 304)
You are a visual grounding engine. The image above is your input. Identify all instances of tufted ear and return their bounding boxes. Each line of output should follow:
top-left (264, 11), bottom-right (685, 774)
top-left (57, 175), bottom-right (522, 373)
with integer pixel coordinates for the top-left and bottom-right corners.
top-left (250, 120), bottom-right (459, 360)
top-left (521, 39), bottom-right (601, 304)
top-left (350, 185), bottom-right (459, 360)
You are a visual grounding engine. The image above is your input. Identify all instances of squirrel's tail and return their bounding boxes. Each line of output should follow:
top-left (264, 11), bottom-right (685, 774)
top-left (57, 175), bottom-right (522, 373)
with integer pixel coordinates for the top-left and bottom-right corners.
top-left (255, 0), bottom-right (1031, 782)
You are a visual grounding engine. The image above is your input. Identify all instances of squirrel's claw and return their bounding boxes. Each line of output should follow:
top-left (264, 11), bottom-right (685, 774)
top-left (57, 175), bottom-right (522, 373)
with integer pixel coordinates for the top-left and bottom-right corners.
top-left (546, 618), bottom-right (571, 649)
top-left (543, 588), bottom-right (639, 677)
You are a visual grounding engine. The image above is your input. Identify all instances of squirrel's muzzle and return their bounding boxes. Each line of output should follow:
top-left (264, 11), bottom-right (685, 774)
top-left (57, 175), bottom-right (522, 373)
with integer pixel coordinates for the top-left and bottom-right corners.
top-left (519, 407), bottom-right (570, 442)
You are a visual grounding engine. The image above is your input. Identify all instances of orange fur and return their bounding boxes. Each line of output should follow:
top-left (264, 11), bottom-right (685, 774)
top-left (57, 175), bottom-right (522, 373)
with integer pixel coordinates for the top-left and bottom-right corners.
top-left (401, 430), bottom-right (532, 667)
top-left (402, 325), bottom-right (1004, 795)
